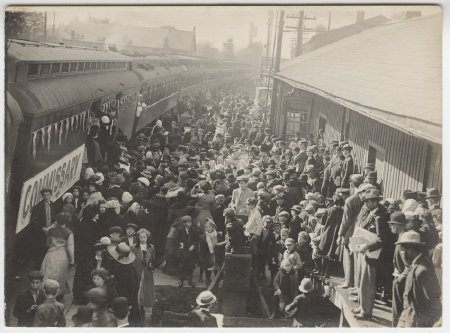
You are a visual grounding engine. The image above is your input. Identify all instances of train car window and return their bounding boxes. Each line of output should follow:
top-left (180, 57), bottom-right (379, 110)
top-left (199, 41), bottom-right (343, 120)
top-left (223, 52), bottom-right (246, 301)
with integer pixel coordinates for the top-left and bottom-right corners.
top-left (101, 62), bottom-right (106, 70)
top-left (27, 64), bottom-right (39, 77)
top-left (70, 62), bottom-right (77, 72)
top-left (90, 62), bottom-right (95, 71)
top-left (96, 62), bottom-right (102, 70)
top-left (106, 62), bottom-right (111, 69)
top-left (61, 63), bottom-right (70, 73)
top-left (40, 64), bottom-right (50, 76)
top-left (78, 62), bottom-right (85, 72)
top-left (51, 63), bottom-right (61, 75)
top-left (85, 62), bottom-right (91, 71)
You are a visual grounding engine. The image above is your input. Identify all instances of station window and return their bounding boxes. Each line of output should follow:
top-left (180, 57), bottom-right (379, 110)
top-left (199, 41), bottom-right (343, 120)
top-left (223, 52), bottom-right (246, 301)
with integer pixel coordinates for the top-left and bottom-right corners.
top-left (85, 62), bottom-right (91, 71)
top-left (27, 64), bottom-right (39, 76)
top-left (77, 62), bottom-right (85, 72)
top-left (40, 64), bottom-right (50, 76)
top-left (70, 62), bottom-right (77, 72)
top-left (90, 62), bottom-right (95, 70)
top-left (96, 62), bottom-right (102, 70)
top-left (61, 63), bottom-right (70, 73)
top-left (102, 62), bottom-right (107, 70)
top-left (106, 62), bottom-right (110, 69)
top-left (51, 63), bottom-right (61, 74)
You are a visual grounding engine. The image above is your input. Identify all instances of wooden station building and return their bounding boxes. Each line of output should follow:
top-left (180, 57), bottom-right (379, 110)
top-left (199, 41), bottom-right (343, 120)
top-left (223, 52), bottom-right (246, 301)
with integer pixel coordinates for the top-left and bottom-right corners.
top-left (270, 14), bottom-right (442, 198)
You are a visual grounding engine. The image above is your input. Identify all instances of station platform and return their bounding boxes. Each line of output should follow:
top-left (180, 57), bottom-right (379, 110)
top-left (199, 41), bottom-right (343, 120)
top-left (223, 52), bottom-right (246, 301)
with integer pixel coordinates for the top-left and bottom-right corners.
top-left (312, 275), bottom-right (392, 328)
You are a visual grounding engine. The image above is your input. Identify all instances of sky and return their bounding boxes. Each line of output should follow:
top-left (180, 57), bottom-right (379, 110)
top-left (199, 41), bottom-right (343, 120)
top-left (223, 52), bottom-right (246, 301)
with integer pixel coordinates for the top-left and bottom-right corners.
top-left (7, 5), bottom-right (441, 58)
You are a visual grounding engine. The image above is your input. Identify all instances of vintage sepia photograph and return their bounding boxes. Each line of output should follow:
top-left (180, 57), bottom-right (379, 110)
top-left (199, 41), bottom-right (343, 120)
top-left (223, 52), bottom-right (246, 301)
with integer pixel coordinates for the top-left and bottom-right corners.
top-left (2, 2), bottom-right (444, 329)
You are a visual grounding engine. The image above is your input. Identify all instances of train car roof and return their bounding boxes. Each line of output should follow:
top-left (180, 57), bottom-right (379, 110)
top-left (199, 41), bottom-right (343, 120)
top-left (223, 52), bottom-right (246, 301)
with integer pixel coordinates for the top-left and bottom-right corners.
top-left (7, 39), bottom-right (133, 63)
top-left (8, 70), bottom-right (141, 120)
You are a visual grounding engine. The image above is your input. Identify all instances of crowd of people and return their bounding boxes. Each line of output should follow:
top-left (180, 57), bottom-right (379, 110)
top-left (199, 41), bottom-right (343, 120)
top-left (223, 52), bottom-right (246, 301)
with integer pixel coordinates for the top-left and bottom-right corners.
top-left (13, 88), bottom-right (442, 327)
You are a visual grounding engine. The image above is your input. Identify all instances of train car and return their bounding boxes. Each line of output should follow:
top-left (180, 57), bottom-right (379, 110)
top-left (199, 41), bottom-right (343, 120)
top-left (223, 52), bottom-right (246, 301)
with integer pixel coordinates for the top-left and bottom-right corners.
top-left (5, 39), bottom-right (253, 266)
top-left (5, 40), bottom-right (141, 246)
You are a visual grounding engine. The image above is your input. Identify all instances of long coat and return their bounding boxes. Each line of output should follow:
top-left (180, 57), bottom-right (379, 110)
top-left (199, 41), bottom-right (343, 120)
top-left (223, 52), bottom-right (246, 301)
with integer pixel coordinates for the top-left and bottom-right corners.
top-left (340, 155), bottom-right (354, 188)
top-left (338, 194), bottom-right (363, 245)
top-left (319, 206), bottom-right (344, 258)
top-left (400, 254), bottom-right (441, 327)
top-left (273, 269), bottom-right (299, 304)
top-left (73, 218), bottom-right (101, 302)
top-left (132, 243), bottom-right (156, 308)
top-left (29, 200), bottom-right (55, 264)
top-left (13, 289), bottom-right (45, 326)
top-left (40, 225), bottom-right (75, 297)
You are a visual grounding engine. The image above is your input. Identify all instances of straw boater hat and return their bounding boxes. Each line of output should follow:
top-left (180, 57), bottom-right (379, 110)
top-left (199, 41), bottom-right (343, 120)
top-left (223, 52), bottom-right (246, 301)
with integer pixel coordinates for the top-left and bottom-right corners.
top-left (298, 278), bottom-right (314, 293)
top-left (196, 290), bottom-right (217, 306)
top-left (107, 242), bottom-right (136, 264)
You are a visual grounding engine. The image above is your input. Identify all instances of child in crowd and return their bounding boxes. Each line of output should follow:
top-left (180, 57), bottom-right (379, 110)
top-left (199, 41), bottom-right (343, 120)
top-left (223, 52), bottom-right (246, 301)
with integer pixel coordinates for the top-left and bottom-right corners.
top-left (13, 270), bottom-right (45, 327)
top-left (33, 279), bottom-right (66, 327)
top-left (272, 259), bottom-right (299, 319)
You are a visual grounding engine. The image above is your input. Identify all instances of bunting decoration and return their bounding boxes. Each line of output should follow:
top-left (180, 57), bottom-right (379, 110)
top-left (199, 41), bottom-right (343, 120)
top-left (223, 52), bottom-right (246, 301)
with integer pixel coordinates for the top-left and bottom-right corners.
top-left (65, 118), bottom-right (70, 141)
top-left (32, 132), bottom-right (37, 159)
top-left (30, 110), bottom-right (92, 158)
top-left (46, 126), bottom-right (52, 151)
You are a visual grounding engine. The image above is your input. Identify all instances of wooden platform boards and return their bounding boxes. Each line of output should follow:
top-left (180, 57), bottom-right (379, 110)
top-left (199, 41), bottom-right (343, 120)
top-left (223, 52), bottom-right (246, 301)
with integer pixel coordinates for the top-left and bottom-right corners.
top-left (313, 275), bottom-right (392, 328)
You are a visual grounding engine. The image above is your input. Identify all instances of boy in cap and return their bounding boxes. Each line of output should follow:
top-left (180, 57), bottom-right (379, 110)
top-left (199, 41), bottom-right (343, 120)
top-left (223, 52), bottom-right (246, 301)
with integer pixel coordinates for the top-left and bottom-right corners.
top-left (283, 238), bottom-right (303, 274)
top-left (33, 279), bottom-right (65, 327)
top-left (13, 270), bottom-right (45, 326)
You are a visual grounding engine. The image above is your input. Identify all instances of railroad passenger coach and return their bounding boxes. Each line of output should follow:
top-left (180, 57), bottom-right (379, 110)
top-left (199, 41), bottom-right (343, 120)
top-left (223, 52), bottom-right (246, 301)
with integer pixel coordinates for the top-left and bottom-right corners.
top-left (5, 39), bottom-right (253, 264)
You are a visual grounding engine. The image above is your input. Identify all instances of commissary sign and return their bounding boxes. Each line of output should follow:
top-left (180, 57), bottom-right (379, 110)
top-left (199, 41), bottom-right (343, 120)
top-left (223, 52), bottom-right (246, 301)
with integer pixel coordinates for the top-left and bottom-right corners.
top-left (16, 145), bottom-right (85, 234)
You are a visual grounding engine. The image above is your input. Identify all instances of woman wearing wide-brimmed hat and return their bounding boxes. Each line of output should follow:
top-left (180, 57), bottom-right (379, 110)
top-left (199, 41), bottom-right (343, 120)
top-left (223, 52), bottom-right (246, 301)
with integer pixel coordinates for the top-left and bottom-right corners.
top-left (103, 242), bottom-right (139, 326)
top-left (40, 212), bottom-right (75, 301)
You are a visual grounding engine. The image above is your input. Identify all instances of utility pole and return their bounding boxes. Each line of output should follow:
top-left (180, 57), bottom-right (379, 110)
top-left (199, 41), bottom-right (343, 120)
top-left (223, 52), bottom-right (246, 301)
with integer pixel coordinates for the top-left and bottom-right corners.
top-left (44, 11), bottom-right (47, 42)
top-left (265, 11), bottom-right (273, 59)
top-left (269, 10), bottom-right (284, 129)
top-left (286, 10), bottom-right (316, 57)
top-left (295, 11), bottom-right (304, 58)
top-left (52, 11), bottom-right (55, 37)
top-left (328, 11), bottom-right (332, 31)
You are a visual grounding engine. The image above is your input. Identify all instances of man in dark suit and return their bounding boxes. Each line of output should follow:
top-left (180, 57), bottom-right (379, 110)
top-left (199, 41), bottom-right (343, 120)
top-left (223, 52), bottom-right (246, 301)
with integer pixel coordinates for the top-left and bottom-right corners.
top-left (29, 188), bottom-right (54, 269)
top-left (13, 271), bottom-right (45, 326)
top-left (337, 174), bottom-right (364, 289)
top-left (177, 215), bottom-right (199, 287)
top-left (341, 145), bottom-right (354, 188)
top-left (396, 231), bottom-right (441, 327)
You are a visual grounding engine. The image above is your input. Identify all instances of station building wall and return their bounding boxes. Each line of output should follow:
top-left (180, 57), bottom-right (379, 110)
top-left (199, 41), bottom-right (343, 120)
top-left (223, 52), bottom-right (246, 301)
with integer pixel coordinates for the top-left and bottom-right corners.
top-left (272, 80), bottom-right (442, 198)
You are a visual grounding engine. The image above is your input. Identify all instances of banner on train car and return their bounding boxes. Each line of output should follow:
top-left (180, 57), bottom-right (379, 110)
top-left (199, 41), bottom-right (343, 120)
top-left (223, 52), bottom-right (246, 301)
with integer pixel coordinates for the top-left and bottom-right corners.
top-left (16, 145), bottom-right (85, 234)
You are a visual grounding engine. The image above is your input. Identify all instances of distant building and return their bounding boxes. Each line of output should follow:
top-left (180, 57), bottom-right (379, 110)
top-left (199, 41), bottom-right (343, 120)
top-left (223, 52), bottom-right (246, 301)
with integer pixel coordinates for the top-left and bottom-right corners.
top-left (60, 18), bottom-right (196, 55)
top-left (302, 15), bottom-right (390, 54)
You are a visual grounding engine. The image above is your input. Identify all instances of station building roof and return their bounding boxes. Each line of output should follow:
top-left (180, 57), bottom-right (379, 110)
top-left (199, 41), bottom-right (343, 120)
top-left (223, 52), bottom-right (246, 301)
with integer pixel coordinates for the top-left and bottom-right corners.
top-left (274, 14), bottom-right (442, 144)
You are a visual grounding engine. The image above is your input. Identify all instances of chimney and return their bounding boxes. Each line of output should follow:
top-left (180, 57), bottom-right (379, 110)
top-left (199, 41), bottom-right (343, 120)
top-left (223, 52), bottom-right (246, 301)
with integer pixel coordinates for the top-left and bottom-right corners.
top-left (356, 11), bottom-right (365, 23)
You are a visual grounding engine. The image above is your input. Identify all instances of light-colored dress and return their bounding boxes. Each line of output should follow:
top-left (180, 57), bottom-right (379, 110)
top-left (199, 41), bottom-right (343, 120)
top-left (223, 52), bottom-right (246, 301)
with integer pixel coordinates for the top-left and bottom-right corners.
top-left (40, 224), bottom-right (75, 296)
top-left (193, 192), bottom-right (217, 230)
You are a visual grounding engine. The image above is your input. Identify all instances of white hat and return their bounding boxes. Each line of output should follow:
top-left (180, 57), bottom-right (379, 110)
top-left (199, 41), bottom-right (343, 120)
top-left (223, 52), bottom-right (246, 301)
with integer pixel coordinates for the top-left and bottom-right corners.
top-left (121, 192), bottom-right (133, 204)
top-left (105, 199), bottom-right (121, 215)
top-left (145, 151), bottom-right (153, 160)
top-left (101, 116), bottom-right (110, 124)
top-left (195, 291), bottom-right (217, 306)
top-left (138, 177), bottom-right (150, 187)
top-left (95, 172), bottom-right (105, 185)
top-left (156, 120), bottom-right (162, 127)
top-left (83, 167), bottom-right (95, 181)
top-left (62, 192), bottom-right (73, 202)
